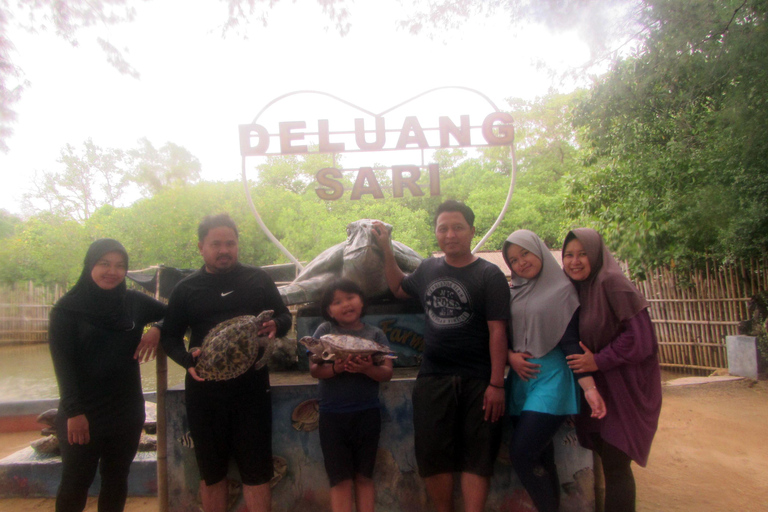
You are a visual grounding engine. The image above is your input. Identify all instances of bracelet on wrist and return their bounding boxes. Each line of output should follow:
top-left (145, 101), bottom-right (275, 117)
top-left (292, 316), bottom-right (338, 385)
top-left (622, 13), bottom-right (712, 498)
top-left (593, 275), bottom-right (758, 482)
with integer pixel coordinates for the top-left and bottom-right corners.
top-left (488, 383), bottom-right (504, 389)
top-left (331, 363), bottom-right (338, 375)
top-left (584, 386), bottom-right (596, 392)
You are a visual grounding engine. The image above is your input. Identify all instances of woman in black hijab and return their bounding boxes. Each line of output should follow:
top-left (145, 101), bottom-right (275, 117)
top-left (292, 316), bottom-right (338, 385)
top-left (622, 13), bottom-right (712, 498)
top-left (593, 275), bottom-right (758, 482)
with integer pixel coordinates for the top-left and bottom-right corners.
top-left (49, 239), bottom-right (166, 512)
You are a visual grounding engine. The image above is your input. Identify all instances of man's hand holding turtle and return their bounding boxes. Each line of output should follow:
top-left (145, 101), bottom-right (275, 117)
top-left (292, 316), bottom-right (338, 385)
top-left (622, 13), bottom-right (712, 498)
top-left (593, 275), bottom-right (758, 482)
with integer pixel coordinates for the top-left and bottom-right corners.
top-left (257, 319), bottom-right (277, 339)
top-left (188, 348), bottom-right (205, 382)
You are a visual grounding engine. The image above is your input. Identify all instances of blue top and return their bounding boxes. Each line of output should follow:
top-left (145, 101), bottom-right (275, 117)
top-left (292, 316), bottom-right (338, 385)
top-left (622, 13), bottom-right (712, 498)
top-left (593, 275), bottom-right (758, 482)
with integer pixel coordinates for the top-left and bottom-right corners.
top-left (312, 322), bottom-right (389, 413)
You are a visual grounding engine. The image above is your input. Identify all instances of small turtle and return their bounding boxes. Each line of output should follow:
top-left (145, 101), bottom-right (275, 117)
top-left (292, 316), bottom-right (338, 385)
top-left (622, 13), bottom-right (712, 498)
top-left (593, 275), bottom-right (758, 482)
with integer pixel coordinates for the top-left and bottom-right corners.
top-left (36, 409), bottom-right (58, 428)
top-left (194, 310), bottom-right (275, 381)
top-left (30, 435), bottom-right (60, 456)
top-left (300, 334), bottom-right (396, 365)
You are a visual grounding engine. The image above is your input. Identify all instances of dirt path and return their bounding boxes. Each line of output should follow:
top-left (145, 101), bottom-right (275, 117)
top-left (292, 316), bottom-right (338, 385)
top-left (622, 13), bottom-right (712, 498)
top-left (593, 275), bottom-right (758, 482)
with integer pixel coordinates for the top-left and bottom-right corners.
top-left (635, 376), bottom-right (768, 512)
top-left (2, 375), bottom-right (766, 511)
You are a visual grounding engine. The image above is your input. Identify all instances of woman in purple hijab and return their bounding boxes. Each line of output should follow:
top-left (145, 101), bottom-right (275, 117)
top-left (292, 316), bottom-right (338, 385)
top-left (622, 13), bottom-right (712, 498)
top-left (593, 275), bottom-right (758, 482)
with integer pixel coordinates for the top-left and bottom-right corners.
top-left (562, 228), bottom-right (662, 512)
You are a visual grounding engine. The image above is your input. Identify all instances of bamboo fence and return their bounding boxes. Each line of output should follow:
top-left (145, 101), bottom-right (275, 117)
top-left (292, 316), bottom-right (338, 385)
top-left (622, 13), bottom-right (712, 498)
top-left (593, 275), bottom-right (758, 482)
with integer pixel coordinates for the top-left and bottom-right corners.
top-left (0, 282), bottom-right (64, 344)
top-left (633, 258), bottom-right (768, 375)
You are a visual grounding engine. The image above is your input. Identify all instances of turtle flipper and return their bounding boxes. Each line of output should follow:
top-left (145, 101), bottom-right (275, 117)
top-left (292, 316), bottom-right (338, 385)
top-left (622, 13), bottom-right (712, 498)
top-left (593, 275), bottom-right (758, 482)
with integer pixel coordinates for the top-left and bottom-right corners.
top-left (253, 340), bottom-right (275, 370)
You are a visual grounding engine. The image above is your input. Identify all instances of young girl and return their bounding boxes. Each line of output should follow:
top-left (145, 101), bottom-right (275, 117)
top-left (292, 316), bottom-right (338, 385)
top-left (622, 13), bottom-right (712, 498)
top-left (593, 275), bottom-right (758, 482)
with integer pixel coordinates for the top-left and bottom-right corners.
top-left (310, 278), bottom-right (394, 512)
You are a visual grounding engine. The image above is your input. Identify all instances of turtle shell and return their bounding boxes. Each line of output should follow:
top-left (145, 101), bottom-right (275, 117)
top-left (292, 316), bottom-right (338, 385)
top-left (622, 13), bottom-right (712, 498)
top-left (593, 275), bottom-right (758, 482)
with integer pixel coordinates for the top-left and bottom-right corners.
top-left (299, 334), bottom-right (395, 362)
top-left (194, 310), bottom-right (274, 381)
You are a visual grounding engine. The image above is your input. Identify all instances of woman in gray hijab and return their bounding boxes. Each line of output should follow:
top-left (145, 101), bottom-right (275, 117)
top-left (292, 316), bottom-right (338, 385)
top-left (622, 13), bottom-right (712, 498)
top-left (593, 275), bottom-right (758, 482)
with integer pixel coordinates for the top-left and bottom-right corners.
top-left (503, 230), bottom-right (605, 512)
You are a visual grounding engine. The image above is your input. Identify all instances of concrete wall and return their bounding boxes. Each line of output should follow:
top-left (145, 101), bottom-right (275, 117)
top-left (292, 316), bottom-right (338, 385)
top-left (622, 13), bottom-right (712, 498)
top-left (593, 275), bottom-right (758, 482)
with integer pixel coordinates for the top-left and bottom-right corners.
top-left (165, 379), bottom-right (595, 512)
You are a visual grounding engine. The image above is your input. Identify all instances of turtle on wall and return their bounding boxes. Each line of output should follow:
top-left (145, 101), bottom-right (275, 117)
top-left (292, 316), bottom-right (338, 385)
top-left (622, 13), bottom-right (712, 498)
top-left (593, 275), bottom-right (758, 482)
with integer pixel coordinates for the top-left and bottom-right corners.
top-left (278, 219), bottom-right (423, 305)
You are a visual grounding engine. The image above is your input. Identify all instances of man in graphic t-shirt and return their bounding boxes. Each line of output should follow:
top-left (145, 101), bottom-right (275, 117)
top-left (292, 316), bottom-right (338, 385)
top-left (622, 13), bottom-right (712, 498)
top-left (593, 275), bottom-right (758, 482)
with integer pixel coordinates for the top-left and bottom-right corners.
top-left (372, 200), bottom-right (510, 512)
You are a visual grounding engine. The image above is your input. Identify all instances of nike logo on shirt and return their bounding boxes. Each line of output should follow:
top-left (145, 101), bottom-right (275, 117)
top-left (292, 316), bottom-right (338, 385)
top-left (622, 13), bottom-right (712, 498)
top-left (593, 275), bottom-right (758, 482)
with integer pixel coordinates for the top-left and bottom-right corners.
top-left (221, 291), bottom-right (234, 297)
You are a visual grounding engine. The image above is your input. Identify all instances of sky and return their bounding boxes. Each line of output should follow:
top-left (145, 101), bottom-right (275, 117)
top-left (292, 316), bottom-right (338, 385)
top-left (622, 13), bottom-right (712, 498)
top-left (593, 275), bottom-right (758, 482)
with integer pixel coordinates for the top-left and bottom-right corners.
top-left (0, 0), bottom-right (592, 215)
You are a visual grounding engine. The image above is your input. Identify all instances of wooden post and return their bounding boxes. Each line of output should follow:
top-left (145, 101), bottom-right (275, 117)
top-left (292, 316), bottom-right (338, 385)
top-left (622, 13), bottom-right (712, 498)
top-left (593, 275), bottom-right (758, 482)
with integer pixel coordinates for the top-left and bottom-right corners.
top-left (155, 268), bottom-right (169, 512)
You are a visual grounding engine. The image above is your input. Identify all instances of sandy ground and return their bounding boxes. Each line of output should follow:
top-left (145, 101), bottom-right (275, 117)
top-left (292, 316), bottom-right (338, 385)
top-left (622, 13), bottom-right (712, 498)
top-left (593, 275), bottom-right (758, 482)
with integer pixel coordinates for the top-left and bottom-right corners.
top-left (1, 373), bottom-right (766, 512)
top-left (634, 375), bottom-right (768, 512)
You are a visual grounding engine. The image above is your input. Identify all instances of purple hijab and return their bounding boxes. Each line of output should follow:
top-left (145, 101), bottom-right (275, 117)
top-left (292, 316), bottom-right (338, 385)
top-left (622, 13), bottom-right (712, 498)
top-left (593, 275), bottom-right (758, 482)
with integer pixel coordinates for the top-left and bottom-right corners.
top-left (563, 228), bottom-right (661, 466)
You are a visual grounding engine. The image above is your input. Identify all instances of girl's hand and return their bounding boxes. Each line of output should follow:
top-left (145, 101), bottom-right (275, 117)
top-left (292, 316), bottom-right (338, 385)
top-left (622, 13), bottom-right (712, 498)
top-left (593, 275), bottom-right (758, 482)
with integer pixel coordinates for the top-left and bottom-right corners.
top-left (345, 355), bottom-right (374, 374)
top-left (67, 414), bottom-right (90, 445)
top-left (508, 351), bottom-right (540, 382)
top-left (585, 387), bottom-right (607, 419)
top-left (331, 356), bottom-right (349, 375)
top-left (567, 342), bottom-right (599, 373)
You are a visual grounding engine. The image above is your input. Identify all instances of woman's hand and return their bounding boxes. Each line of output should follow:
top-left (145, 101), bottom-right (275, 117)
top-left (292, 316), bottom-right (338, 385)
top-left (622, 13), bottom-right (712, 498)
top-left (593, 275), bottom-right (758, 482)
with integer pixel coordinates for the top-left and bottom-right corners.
top-left (508, 351), bottom-right (540, 381)
top-left (567, 342), bottom-right (599, 373)
top-left (134, 326), bottom-right (160, 363)
top-left (67, 414), bottom-right (90, 445)
top-left (584, 387), bottom-right (607, 419)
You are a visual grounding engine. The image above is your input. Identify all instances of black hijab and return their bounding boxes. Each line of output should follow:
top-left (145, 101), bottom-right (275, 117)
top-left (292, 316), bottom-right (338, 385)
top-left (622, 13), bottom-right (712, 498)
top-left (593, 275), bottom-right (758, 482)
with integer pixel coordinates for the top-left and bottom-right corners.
top-left (53, 239), bottom-right (134, 331)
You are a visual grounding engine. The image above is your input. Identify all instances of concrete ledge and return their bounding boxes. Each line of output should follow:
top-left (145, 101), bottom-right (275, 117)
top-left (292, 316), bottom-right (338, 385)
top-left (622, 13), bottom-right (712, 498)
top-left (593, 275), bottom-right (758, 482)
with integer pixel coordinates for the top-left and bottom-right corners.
top-left (664, 376), bottom-right (745, 387)
top-left (0, 448), bottom-right (157, 498)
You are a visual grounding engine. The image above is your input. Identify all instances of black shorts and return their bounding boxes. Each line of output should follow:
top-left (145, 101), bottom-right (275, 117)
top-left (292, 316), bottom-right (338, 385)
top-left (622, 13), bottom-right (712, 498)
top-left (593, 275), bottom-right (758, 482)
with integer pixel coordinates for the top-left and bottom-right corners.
top-left (185, 367), bottom-right (273, 486)
top-left (319, 408), bottom-right (381, 487)
top-left (412, 374), bottom-right (503, 478)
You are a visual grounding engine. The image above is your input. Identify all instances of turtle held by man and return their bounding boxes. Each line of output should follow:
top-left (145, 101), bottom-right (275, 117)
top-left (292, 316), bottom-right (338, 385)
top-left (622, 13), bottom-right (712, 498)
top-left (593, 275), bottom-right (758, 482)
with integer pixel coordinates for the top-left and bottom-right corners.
top-left (300, 333), bottom-right (397, 365)
top-left (278, 219), bottom-right (423, 305)
top-left (193, 310), bottom-right (275, 381)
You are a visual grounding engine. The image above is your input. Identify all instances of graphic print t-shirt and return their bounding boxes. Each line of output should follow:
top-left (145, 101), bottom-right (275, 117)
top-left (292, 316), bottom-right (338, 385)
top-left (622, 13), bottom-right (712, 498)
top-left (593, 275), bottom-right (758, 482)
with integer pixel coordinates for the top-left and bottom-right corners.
top-left (401, 257), bottom-right (510, 379)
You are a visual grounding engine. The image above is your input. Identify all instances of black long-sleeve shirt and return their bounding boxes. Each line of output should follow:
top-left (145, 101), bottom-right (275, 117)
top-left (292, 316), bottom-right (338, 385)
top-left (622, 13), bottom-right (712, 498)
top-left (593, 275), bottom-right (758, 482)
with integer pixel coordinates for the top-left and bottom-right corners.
top-left (48, 291), bottom-right (166, 435)
top-left (160, 263), bottom-right (292, 370)
top-left (557, 311), bottom-right (592, 380)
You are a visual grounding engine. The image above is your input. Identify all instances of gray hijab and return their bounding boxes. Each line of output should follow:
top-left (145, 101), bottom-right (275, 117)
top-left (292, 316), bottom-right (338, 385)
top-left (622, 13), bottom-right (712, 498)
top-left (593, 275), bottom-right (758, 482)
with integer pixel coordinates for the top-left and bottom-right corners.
top-left (502, 230), bottom-right (580, 358)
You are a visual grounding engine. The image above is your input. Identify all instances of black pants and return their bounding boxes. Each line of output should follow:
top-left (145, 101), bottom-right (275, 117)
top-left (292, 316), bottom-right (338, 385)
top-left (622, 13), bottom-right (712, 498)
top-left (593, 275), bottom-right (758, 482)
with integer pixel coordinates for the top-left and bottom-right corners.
top-left (55, 421), bottom-right (143, 512)
top-left (509, 411), bottom-right (566, 512)
top-left (591, 433), bottom-right (636, 512)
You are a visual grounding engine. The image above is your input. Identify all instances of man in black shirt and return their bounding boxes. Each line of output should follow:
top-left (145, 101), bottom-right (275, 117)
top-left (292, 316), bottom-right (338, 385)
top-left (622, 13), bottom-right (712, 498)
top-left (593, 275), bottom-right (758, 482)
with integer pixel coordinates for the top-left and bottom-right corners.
top-left (161, 214), bottom-right (291, 512)
top-left (372, 200), bottom-right (509, 512)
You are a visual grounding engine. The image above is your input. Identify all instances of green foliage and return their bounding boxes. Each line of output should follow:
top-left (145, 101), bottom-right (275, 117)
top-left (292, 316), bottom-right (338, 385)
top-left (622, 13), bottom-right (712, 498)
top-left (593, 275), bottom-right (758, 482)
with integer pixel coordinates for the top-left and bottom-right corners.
top-left (23, 138), bottom-right (204, 222)
top-left (0, 213), bottom-right (89, 285)
top-left (88, 181), bottom-right (281, 270)
top-left (568, 0), bottom-right (768, 269)
top-left (0, 210), bottom-right (21, 239)
top-left (451, 91), bottom-right (585, 252)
